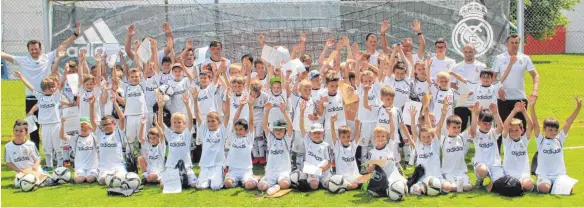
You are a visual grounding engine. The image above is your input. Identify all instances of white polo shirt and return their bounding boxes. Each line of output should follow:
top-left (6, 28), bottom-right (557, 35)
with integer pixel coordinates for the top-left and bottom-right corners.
top-left (494, 52), bottom-right (536, 100)
top-left (451, 60), bottom-right (486, 85)
top-left (429, 56), bottom-right (456, 81)
top-left (13, 51), bottom-right (56, 97)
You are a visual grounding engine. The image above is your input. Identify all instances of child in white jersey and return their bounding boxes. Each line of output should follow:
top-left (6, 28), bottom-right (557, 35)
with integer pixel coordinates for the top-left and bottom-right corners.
top-left (435, 97), bottom-right (472, 192)
top-left (383, 62), bottom-right (411, 109)
top-left (501, 101), bottom-right (534, 191)
top-left (78, 53), bottom-right (103, 123)
top-left (450, 70), bottom-right (500, 110)
top-left (122, 68), bottom-right (148, 145)
top-left (193, 87), bottom-right (231, 190)
top-left (157, 92), bottom-right (197, 188)
top-left (224, 96), bottom-right (259, 190)
top-left (249, 81), bottom-right (270, 165)
top-left (291, 80), bottom-right (318, 171)
top-left (469, 102), bottom-right (504, 188)
top-left (367, 115), bottom-right (406, 187)
top-left (15, 72), bottom-right (67, 170)
top-left (428, 69), bottom-right (454, 132)
top-left (137, 115), bottom-right (165, 185)
top-left (5, 120), bottom-right (44, 179)
top-left (330, 114), bottom-right (362, 191)
top-left (299, 104), bottom-right (332, 190)
top-left (355, 70), bottom-right (381, 171)
top-left (408, 105), bottom-right (454, 195)
top-left (531, 95), bottom-right (581, 194)
top-left (258, 101), bottom-right (294, 195)
top-left (59, 117), bottom-right (98, 183)
top-left (317, 74), bottom-right (346, 145)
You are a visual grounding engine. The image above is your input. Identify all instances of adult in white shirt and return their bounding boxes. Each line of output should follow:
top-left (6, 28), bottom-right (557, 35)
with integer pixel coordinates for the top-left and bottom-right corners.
top-left (201, 40), bottom-right (232, 77)
top-left (1, 23), bottom-right (80, 149)
top-left (429, 38), bottom-right (456, 81)
top-left (494, 34), bottom-right (540, 150)
top-left (451, 44), bottom-right (488, 131)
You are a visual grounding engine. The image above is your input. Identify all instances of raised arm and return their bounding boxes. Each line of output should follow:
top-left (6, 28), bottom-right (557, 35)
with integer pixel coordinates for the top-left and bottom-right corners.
top-left (435, 96), bottom-right (450, 137)
top-left (521, 102), bottom-right (533, 139)
top-left (57, 22), bottom-right (81, 50)
top-left (408, 105), bottom-right (418, 146)
top-left (316, 95), bottom-right (328, 116)
top-left (499, 55), bottom-right (516, 84)
top-left (330, 113), bottom-right (339, 144)
top-left (59, 117), bottom-right (70, 140)
top-left (162, 22), bottom-right (174, 56)
top-left (89, 95), bottom-right (98, 131)
top-left (528, 95), bottom-right (540, 137)
top-left (388, 110), bottom-right (395, 141)
top-left (469, 102), bottom-right (480, 139)
top-left (125, 24), bottom-right (136, 60)
top-left (281, 101), bottom-right (294, 137)
top-left (490, 103), bottom-right (504, 135)
top-left (290, 32), bottom-right (306, 60)
top-left (319, 38), bottom-right (335, 66)
top-left (52, 47), bottom-right (66, 77)
top-left (503, 101), bottom-right (522, 138)
top-left (247, 96), bottom-right (255, 133)
top-left (155, 92), bottom-right (166, 131)
top-left (191, 88), bottom-right (203, 124)
top-left (150, 38), bottom-right (160, 73)
top-left (449, 71), bottom-right (468, 84)
top-left (411, 19), bottom-right (425, 60)
top-left (362, 84), bottom-right (372, 110)
top-left (182, 93), bottom-right (193, 130)
top-left (180, 40), bottom-right (193, 62)
top-left (112, 92), bottom-right (125, 131)
top-left (13, 71), bottom-right (36, 92)
top-left (563, 96), bottom-right (582, 134)
top-left (263, 102), bottom-right (272, 135)
top-left (1, 52), bottom-right (15, 63)
top-left (138, 116), bottom-right (147, 144)
top-left (233, 95), bottom-right (248, 127)
top-left (380, 20), bottom-right (391, 54)
top-left (299, 100), bottom-right (308, 137)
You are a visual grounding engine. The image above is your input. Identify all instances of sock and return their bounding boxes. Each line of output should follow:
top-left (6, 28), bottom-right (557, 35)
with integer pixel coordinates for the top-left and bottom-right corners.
top-left (62, 144), bottom-right (70, 161)
top-left (56, 151), bottom-right (64, 167)
top-left (403, 144), bottom-right (411, 165)
top-left (408, 148), bottom-right (416, 166)
top-left (258, 138), bottom-right (266, 158)
top-left (360, 146), bottom-right (369, 165)
top-left (252, 138), bottom-right (261, 157)
top-left (296, 153), bottom-right (304, 170)
top-left (45, 153), bottom-right (53, 168)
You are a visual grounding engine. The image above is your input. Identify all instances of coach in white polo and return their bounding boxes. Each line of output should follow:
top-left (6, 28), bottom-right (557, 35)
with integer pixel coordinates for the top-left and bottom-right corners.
top-left (451, 44), bottom-right (488, 132)
top-left (1, 24), bottom-right (80, 149)
top-left (494, 34), bottom-right (540, 150)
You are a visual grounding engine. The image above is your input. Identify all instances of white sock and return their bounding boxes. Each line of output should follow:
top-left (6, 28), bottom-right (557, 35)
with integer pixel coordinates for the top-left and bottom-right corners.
top-left (403, 144), bottom-right (411, 164)
top-left (56, 151), bottom-right (64, 167)
top-left (45, 153), bottom-right (53, 168)
top-left (252, 138), bottom-right (261, 157)
top-left (258, 138), bottom-right (266, 157)
top-left (408, 148), bottom-right (416, 166)
top-left (296, 153), bottom-right (304, 170)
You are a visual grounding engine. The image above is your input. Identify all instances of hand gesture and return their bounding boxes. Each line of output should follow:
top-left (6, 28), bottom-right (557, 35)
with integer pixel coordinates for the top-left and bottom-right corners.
top-left (380, 20), bottom-right (390, 34)
top-left (408, 105), bottom-right (417, 118)
top-left (425, 56), bottom-right (432, 66)
top-left (88, 95), bottom-right (96, 104)
top-left (111, 92), bottom-right (118, 103)
top-left (57, 47), bottom-right (66, 59)
top-left (61, 117), bottom-right (67, 123)
top-left (342, 35), bottom-right (350, 46)
top-left (140, 116), bottom-right (147, 125)
top-left (13, 71), bottom-right (23, 79)
top-left (181, 93), bottom-right (190, 105)
top-left (64, 63), bottom-right (70, 74)
top-left (331, 113), bottom-right (338, 123)
top-left (128, 24), bottom-right (136, 37)
top-left (166, 36), bottom-right (174, 50)
top-left (133, 40), bottom-right (140, 51)
top-left (469, 101), bottom-right (480, 115)
top-left (352, 43), bottom-right (359, 53)
top-left (489, 103), bottom-right (498, 114)
top-left (575, 95), bottom-right (582, 108)
top-left (527, 94), bottom-right (537, 107)
top-left (225, 87), bottom-right (233, 100)
top-left (265, 102), bottom-right (273, 112)
top-left (325, 38), bottom-right (335, 48)
top-left (259, 34), bottom-right (265, 46)
top-left (512, 101), bottom-right (522, 112)
top-left (440, 96), bottom-right (450, 114)
top-left (319, 96), bottom-right (329, 104)
top-left (300, 100), bottom-right (307, 111)
top-left (386, 108), bottom-right (393, 118)
top-left (93, 52), bottom-right (102, 62)
top-left (162, 22), bottom-right (172, 34)
top-left (185, 39), bottom-right (193, 49)
top-left (239, 96), bottom-right (248, 106)
top-left (75, 22), bottom-right (81, 35)
top-left (336, 39), bottom-right (345, 51)
top-left (219, 59), bottom-right (228, 72)
top-left (411, 19), bottom-right (421, 33)
top-left (248, 95), bottom-right (255, 105)
top-left (150, 38), bottom-right (158, 52)
top-left (299, 32), bottom-right (307, 43)
top-left (79, 49), bottom-right (86, 61)
top-left (191, 88), bottom-right (199, 98)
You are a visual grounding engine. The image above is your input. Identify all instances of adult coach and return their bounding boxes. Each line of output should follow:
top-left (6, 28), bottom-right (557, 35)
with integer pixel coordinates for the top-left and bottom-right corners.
top-left (451, 44), bottom-right (487, 131)
top-left (494, 34), bottom-right (540, 150)
top-left (1, 23), bottom-right (80, 150)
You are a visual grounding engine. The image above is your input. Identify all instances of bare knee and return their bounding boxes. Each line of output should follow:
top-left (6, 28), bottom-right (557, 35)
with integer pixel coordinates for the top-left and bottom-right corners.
top-left (279, 180), bottom-right (290, 189)
top-left (258, 183), bottom-right (268, 191)
top-left (309, 180), bottom-right (319, 190)
top-left (463, 185), bottom-right (473, 192)
top-left (522, 179), bottom-right (534, 191)
top-left (224, 179), bottom-right (234, 188)
top-left (147, 174), bottom-right (159, 182)
top-left (244, 181), bottom-right (257, 190)
top-left (347, 183), bottom-right (358, 190)
top-left (86, 176), bottom-right (96, 183)
top-left (538, 184), bottom-right (551, 193)
top-left (74, 177), bottom-right (86, 184)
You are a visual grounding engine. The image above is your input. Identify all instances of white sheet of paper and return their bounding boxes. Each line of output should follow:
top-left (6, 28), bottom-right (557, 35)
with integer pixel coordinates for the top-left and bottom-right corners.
top-left (137, 39), bottom-right (152, 63)
top-left (194, 47), bottom-right (209, 65)
top-left (24, 115), bottom-right (38, 133)
top-left (162, 169), bottom-right (182, 194)
top-left (261, 45), bottom-right (290, 67)
top-left (283, 59), bottom-right (304, 77)
top-left (276, 46), bottom-right (291, 63)
top-left (402, 100), bottom-right (422, 126)
top-left (107, 54), bottom-right (117, 69)
top-left (551, 175), bottom-right (578, 195)
top-left (66, 74), bottom-right (79, 95)
top-left (62, 107), bottom-right (80, 135)
top-left (302, 163), bottom-right (322, 176)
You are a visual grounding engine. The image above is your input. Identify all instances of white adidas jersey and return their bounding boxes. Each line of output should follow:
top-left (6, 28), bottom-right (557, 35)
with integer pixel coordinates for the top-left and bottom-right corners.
top-left (357, 83), bottom-right (381, 124)
top-left (430, 84), bottom-right (454, 127)
top-left (470, 84), bottom-right (499, 110)
top-left (472, 129), bottom-right (501, 166)
top-left (502, 135), bottom-right (530, 178)
top-left (71, 134), bottom-right (99, 170)
top-left (225, 92), bottom-right (251, 127)
top-left (166, 78), bottom-right (194, 114)
top-left (96, 129), bottom-right (125, 170)
top-left (267, 91), bottom-right (288, 125)
top-left (303, 134), bottom-right (331, 169)
top-left (123, 83), bottom-right (147, 116)
top-left (143, 73), bottom-right (161, 111)
top-left (164, 127), bottom-right (194, 168)
top-left (383, 76), bottom-right (411, 109)
top-left (368, 143), bottom-right (397, 176)
top-left (196, 83), bottom-right (218, 119)
top-left (265, 133), bottom-right (292, 174)
top-left (79, 88), bottom-right (102, 120)
top-left (334, 140), bottom-right (359, 179)
top-left (320, 90), bottom-right (346, 133)
top-left (415, 138), bottom-right (442, 177)
top-left (159, 72), bottom-right (173, 85)
top-left (251, 91), bottom-right (270, 125)
top-left (440, 131), bottom-right (469, 174)
top-left (535, 130), bottom-right (567, 176)
top-left (198, 124), bottom-right (228, 167)
top-left (4, 140), bottom-right (40, 170)
top-left (145, 141), bottom-right (166, 174)
top-left (410, 78), bottom-right (429, 102)
top-left (372, 105), bottom-right (402, 145)
top-left (290, 94), bottom-right (316, 132)
top-left (227, 131), bottom-right (255, 169)
top-left (33, 91), bottom-right (62, 124)
top-left (429, 56), bottom-right (456, 81)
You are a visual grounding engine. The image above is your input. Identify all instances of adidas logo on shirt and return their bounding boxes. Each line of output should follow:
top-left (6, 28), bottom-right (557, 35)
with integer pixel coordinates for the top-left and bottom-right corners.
top-left (327, 106), bottom-right (344, 112)
top-left (476, 95), bottom-right (493, 99)
top-left (145, 87), bottom-right (156, 91)
top-left (341, 156), bottom-right (355, 162)
top-left (149, 155), bottom-right (160, 160)
top-left (127, 92), bottom-right (143, 97)
top-left (40, 103), bottom-right (56, 108)
top-left (542, 148), bottom-right (561, 154)
top-left (78, 146), bottom-right (94, 151)
top-left (232, 143), bottom-right (246, 149)
top-left (418, 152), bottom-right (433, 159)
top-left (206, 138), bottom-right (221, 144)
top-left (511, 151), bottom-right (526, 156)
top-left (270, 149), bottom-right (285, 155)
top-left (446, 146), bottom-right (464, 152)
top-left (197, 95), bottom-right (209, 102)
top-left (14, 156), bottom-right (31, 162)
top-left (100, 143), bottom-right (118, 148)
top-left (307, 151), bottom-right (323, 161)
top-left (173, 90), bottom-right (185, 96)
top-left (378, 119), bottom-right (390, 124)
top-left (395, 88), bottom-right (409, 94)
top-left (169, 142), bottom-right (187, 147)
top-left (479, 142), bottom-right (494, 148)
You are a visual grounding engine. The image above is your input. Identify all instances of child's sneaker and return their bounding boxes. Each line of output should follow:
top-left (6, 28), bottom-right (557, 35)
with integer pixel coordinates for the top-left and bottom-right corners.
top-left (267, 185), bottom-right (281, 195)
top-left (252, 157), bottom-right (260, 164)
top-left (43, 166), bottom-right (53, 172)
top-left (141, 177), bottom-right (147, 185)
top-left (258, 157), bottom-right (266, 165)
top-left (359, 166), bottom-right (368, 175)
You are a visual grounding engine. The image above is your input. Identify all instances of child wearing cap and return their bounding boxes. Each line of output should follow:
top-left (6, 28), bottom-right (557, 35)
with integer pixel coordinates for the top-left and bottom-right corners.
top-left (166, 59), bottom-right (196, 115)
top-left (60, 117), bottom-right (99, 183)
top-left (299, 101), bottom-right (332, 190)
top-left (258, 101), bottom-right (294, 195)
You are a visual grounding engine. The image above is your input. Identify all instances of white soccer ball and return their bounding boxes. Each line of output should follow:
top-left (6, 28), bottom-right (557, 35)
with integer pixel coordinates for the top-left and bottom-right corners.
top-left (121, 172), bottom-right (141, 190)
top-left (158, 84), bottom-right (175, 102)
top-left (289, 170), bottom-right (303, 187)
top-left (425, 177), bottom-right (442, 196)
top-left (327, 175), bottom-right (348, 194)
top-left (14, 172), bottom-right (25, 188)
top-left (51, 167), bottom-right (71, 184)
top-left (19, 173), bottom-right (38, 192)
top-left (387, 180), bottom-right (407, 201)
top-left (105, 172), bottom-right (124, 188)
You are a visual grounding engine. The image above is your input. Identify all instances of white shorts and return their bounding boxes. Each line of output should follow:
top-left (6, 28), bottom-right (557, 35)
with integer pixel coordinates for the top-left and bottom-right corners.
top-left (75, 168), bottom-right (99, 178)
top-left (254, 122), bottom-right (264, 137)
top-left (226, 168), bottom-right (257, 187)
top-left (472, 161), bottom-right (505, 181)
top-left (308, 172), bottom-right (332, 189)
top-left (442, 173), bottom-right (471, 187)
top-left (125, 115), bottom-right (145, 144)
top-left (292, 130), bottom-right (305, 153)
top-left (260, 171), bottom-right (290, 187)
top-left (161, 167), bottom-right (197, 185)
top-left (359, 123), bottom-right (376, 147)
top-left (98, 166), bottom-right (127, 183)
top-left (41, 122), bottom-right (62, 154)
top-left (197, 166), bottom-right (224, 190)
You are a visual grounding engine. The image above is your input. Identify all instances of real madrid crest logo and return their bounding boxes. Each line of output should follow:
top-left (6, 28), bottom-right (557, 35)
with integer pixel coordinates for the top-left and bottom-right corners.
top-left (452, 1), bottom-right (494, 58)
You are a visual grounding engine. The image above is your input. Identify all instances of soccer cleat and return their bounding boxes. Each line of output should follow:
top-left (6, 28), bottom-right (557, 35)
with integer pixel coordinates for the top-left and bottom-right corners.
top-left (141, 177), bottom-right (147, 186)
top-left (252, 157), bottom-right (260, 164)
top-left (258, 157), bottom-right (266, 165)
top-left (43, 166), bottom-right (53, 172)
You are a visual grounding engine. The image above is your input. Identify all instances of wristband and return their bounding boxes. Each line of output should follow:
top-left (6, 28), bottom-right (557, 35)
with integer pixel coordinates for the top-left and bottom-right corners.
top-left (417, 32), bottom-right (423, 36)
top-left (74, 32), bottom-right (80, 37)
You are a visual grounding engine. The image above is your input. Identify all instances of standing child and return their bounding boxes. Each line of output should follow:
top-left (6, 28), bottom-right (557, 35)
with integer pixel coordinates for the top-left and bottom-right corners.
top-left (355, 70), bottom-right (381, 171)
top-left (137, 115), bottom-right (165, 185)
top-left (15, 71), bottom-right (67, 170)
top-left (249, 81), bottom-right (270, 165)
top-left (317, 74), bottom-right (346, 145)
top-left (532, 95), bottom-right (581, 194)
top-left (59, 117), bottom-right (98, 183)
top-left (502, 101), bottom-right (534, 191)
top-left (290, 80), bottom-right (317, 171)
top-left (258, 101), bottom-right (294, 195)
top-left (469, 102), bottom-right (504, 188)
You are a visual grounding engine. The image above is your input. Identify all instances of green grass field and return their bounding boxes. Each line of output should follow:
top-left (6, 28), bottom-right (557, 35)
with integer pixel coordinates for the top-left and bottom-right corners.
top-left (2, 54), bottom-right (584, 206)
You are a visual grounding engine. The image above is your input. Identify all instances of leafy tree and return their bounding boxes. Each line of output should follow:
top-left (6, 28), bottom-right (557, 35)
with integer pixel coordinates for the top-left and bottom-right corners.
top-left (511, 0), bottom-right (581, 40)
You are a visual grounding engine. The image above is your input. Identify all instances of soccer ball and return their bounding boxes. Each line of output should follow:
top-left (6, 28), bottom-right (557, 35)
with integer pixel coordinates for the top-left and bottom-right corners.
top-left (289, 170), bottom-right (303, 187)
top-left (105, 172), bottom-right (124, 188)
top-left (51, 167), bottom-right (71, 184)
top-left (327, 175), bottom-right (348, 194)
top-left (387, 180), bottom-right (407, 201)
top-left (426, 177), bottom-right (442, 196)
top-left (14, 172), bottom-right (25, 188)
top-left (158, 84), bottom-right (175, 103)
top-left (19, 173), bottom-right (38, 192)
top-left (121, 172), bottom-right (141, 190)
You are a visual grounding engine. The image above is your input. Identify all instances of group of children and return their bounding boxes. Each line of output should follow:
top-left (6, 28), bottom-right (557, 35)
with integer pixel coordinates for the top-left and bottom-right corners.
top-left (6, 26), bottom-right (582, 196)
